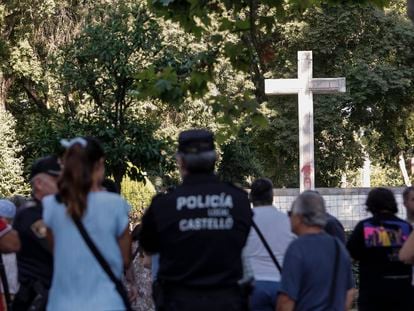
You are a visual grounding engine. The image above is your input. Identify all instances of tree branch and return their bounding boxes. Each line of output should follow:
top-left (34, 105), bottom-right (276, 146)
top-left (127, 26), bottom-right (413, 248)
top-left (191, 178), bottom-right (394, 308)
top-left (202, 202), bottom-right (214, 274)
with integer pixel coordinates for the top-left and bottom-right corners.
top-left (20, 78), bottom-right (48, 111)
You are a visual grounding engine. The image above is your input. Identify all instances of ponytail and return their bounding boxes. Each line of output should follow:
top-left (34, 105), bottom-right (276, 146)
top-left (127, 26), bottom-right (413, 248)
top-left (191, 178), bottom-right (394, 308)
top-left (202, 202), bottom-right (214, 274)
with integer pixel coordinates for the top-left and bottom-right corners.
top-left (58, 137), bottom-right (104, 219)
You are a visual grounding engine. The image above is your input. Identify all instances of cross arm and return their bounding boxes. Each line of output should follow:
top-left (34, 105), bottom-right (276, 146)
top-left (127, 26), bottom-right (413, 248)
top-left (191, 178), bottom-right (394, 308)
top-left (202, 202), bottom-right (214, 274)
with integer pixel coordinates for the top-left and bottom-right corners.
top-left (309, 78), bottom-right (346, 94)
top-left (265, 79), bottom-right (301, 95)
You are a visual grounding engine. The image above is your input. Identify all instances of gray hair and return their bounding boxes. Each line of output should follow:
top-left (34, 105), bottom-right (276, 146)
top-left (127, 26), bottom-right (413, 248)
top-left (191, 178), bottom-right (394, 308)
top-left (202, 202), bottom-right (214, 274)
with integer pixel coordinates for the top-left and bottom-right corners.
top-left (291, 190), bottom-right (327, 227)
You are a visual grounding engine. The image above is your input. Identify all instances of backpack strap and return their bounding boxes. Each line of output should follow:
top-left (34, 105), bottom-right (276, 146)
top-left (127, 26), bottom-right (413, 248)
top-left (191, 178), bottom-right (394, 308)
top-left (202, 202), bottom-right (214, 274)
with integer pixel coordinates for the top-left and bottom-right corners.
top-left (327, 237), bottom-right (340, 309)
top-left (251, 221), bottom-right (283, 273)
top-left (67, 209), bottom-right (132, 311)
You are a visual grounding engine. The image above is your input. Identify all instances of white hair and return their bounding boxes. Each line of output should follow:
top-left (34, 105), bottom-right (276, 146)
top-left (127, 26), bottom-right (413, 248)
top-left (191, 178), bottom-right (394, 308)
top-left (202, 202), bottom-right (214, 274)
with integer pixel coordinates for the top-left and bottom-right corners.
top-left (291, 191), bottom-right (327, 227)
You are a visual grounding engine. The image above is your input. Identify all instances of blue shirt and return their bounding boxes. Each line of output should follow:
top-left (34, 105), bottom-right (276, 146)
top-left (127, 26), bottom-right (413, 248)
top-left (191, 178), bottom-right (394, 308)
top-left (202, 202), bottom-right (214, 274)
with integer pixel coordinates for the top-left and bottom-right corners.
top-left (280, 233), bottom-right (354, 311)
top-left (43, 192), bottom-right (130, 311)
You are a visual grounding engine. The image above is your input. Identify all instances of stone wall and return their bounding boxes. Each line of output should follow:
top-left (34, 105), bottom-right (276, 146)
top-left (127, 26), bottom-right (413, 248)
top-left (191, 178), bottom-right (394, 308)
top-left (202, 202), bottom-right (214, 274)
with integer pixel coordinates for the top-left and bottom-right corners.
top-left (272, 187), bottom-right (407, 230)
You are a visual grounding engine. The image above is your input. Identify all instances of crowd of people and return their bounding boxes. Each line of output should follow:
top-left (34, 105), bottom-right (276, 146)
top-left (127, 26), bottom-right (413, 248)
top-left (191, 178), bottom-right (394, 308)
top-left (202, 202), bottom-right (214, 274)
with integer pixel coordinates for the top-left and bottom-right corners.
top-left (0, 129), bottom-right (414, 310)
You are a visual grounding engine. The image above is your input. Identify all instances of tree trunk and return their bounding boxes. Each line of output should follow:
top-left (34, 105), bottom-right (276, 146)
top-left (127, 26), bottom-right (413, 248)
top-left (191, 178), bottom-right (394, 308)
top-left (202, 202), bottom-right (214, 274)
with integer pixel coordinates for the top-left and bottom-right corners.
top-left (21, 78), bottom-right (48, 111)
top-left (0, 73), bottom-right (14, 111)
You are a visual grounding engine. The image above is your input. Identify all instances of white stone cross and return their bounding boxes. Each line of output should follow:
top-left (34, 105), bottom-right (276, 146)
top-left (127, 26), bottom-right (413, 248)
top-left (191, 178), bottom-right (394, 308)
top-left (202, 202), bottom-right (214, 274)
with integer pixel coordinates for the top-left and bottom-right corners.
top-left (265, 51), bottom-right (346, 192)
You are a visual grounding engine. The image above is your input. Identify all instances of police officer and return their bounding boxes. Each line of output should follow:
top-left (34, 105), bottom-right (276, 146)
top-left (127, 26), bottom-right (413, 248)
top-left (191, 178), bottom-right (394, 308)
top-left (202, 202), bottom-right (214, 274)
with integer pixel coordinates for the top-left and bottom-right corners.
top-left (13, 156), bottom-right (61, 311)
top-left (139, 129), bottom-right (252, 311)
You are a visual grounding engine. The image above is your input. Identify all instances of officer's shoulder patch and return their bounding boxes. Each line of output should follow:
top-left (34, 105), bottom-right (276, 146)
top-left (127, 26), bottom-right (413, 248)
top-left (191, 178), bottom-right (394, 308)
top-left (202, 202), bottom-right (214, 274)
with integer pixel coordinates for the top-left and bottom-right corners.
top-left (31, 219), bottom-right (47, 239)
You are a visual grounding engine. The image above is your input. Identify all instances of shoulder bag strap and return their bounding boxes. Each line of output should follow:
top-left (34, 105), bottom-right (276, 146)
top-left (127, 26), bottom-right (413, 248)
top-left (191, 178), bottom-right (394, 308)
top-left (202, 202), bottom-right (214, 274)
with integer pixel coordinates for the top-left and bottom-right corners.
top-left (72, 216), bottom-right (132, 311)
top-left (327, 237), bottom-right (340, 310)
top-left (131, 247), bottom-right (140, 262)
top-left (251, 221), bottom-right (283, 273)
top-left (0, 254), bottom-right (11, 310)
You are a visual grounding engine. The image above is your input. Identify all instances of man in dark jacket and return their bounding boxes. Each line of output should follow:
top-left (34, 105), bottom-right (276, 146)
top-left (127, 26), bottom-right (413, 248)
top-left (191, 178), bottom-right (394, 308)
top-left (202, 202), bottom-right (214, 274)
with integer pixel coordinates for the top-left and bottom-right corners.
top-left (13, 156), bottom-right (60, 311)
top-left (139, 129), bottom-right (252, 311)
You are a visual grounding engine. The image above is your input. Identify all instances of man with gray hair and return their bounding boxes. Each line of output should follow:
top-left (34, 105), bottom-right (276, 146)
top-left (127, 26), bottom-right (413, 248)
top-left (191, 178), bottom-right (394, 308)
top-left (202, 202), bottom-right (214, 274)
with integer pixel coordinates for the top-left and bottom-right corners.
top-left (276, 191), bottom-right (355, 311)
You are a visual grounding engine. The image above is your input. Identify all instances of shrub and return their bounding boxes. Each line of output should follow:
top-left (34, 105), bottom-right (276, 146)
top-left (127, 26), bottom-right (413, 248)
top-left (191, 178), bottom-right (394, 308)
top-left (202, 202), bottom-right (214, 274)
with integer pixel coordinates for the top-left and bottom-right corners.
top-left (121, 176), bottom-right (155, 224)
top-left (0, 111), bottom-right (28, 197)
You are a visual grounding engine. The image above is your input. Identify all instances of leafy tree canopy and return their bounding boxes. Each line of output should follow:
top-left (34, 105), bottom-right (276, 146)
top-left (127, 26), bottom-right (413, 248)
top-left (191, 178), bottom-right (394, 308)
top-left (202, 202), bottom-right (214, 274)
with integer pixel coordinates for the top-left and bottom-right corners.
top-left (0, 111), bottom-right (27, 197)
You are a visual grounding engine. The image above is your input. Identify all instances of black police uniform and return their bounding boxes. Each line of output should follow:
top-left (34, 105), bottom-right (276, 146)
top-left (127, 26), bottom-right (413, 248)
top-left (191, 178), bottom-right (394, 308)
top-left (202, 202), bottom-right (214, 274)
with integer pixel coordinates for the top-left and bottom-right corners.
top-left (139, 172), bottom-right (252, 311)
top-left (13, 199), bottom-right (53, 310)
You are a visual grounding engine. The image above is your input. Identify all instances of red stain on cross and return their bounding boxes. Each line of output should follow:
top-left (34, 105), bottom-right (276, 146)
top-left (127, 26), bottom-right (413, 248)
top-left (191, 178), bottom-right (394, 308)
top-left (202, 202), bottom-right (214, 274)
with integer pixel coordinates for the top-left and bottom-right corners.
top-left (301, 163), bottom-right (313, 191)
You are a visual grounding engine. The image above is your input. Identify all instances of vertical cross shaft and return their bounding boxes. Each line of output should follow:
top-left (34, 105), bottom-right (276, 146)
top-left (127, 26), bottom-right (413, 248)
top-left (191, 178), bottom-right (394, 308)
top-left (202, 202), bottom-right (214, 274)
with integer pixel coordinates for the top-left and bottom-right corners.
top-left (298, 51), bottom-right (314, 191)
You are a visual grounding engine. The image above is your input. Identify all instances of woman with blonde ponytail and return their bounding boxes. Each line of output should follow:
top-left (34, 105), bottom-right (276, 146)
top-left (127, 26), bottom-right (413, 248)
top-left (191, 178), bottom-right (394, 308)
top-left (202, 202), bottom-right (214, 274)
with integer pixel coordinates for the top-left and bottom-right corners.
top-left (42, 137), bottom-right (131, 311)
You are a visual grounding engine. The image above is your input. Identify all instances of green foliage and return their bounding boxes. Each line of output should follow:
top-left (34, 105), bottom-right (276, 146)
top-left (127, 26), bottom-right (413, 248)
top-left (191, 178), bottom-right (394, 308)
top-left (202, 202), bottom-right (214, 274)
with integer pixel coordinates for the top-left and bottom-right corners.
top-left (149, 0), bottom-right (390, 37)
top-left (217, 137), bottom-right (264, 186)
top-left (3, 0), bottom-right (414, 189)
top-left (50, 2), bottom-right (173, 186)
top-left (302, 3), bottom-right (414, 169)
top-left (250, 103), bottom-right (301, 187)
top-left (59, 1), bottom-right (162, 109)
top-left (345, 163), bottom-right (404, 187)
top-left (0, 111), bottom-right (28, 196)
top-left (246, 1), bottom-right (414, 187)
top-left (12, 109), bottom-right (170, 188)
top-left (0, 0), bottom-right (91, 110)
top-left (121, 176), bottom-right (156, 223)
top-left (370, 164), bottom-right (405, 187)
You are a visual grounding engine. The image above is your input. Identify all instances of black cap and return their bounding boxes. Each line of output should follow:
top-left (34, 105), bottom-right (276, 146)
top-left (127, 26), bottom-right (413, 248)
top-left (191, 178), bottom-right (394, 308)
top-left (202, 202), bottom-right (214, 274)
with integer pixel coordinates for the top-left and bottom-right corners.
top-left (178, 129), bottom-right (215, 154)
top-left (30, 156), bottom-right (61, 180)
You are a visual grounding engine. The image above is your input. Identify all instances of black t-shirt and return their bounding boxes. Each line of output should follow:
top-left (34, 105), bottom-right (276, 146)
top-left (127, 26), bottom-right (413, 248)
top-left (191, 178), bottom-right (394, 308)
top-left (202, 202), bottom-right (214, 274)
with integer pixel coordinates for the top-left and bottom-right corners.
top-left (139, 173), bottom-right (252, 288)
top-left (347, 214), bottom-right (412, 304)
top-left (13, 200), bottom-right (53, 287)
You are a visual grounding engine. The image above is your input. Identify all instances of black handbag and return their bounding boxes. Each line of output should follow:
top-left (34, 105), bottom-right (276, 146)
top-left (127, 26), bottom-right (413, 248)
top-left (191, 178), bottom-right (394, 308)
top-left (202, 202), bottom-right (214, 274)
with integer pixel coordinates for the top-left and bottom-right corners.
top-left (71, 216), bottom-right (133, 311)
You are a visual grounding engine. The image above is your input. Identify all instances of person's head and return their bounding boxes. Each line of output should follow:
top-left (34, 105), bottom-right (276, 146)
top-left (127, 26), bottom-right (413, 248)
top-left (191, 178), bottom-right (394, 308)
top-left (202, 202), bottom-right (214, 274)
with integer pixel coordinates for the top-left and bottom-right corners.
top-left (403, 186), bottom-right (414, 217)
top-left (289, 190), bottom-right (327, 235)
top-left (176, 129), bottom-right (217, 177)
top-left (0, 200), bottom-right (16, 224)
top-left (30, 156), bottom-right (61, 201)
top-left (366, 187), bottom-right (398, 216)
top-left (59, 137), bottom-right (105, 218)
top-left (249, 178), bottom-right (273, 207)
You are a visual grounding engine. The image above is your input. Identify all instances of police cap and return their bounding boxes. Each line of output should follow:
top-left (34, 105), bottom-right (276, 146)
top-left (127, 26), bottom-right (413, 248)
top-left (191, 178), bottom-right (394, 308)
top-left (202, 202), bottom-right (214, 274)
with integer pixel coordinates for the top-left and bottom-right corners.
top-left (178, 129), bottom-right (215, 154)
top-left (30, 155), bottom-right (61, 180)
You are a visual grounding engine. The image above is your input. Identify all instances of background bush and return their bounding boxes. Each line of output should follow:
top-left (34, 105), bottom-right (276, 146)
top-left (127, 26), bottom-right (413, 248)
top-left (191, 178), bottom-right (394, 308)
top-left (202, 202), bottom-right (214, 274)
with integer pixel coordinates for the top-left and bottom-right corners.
top-left (121, 176), bottom-right (156, 224)
top-left (0, 111), bottom-right (28, 197)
